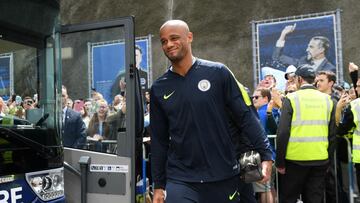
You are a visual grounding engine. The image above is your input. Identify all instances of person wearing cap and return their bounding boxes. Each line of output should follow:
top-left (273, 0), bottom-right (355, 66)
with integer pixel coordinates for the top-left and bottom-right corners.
top-left (276, 64), bottom-right (336, 203)
top-left (272, 24), bottom-right (336, 73)
top-left (284, 65), bottom-right (297, 95)
top-left (284, 65), bottom-right (297, 80)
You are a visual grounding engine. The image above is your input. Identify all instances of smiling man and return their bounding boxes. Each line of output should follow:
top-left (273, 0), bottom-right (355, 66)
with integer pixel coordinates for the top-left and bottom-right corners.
top-left (150, 20), bottom-right (273, 203)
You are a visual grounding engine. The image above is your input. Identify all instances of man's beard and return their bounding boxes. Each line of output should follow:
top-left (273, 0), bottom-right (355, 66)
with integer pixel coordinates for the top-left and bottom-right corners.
top-left (306, 52), bottom-right (312, 61)
top-left (166, 54), bottom-right (181, 62)
top-left (165, 51), bottom-right (185, 63)
top-left (164, 44), bottom-right (190, 63)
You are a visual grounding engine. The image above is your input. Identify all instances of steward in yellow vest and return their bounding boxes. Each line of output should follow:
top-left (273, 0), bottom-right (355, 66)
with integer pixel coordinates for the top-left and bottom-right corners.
top-left (285, 88), bottom-right (333, 161)
top-left (337, 96), bottom-right (360, 191)
top-left (351, 99), bottom-right (360, 162)
top-left (276, 65), bottom-right (336, 203)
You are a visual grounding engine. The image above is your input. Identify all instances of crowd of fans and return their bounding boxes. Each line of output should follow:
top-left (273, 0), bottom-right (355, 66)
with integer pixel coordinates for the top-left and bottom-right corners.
top-left (0, 94), bottom-right (38, 118)
top-left (62, 89), bottom-right (136, 151)
top-left (249, 62), bottom-right (359, 203)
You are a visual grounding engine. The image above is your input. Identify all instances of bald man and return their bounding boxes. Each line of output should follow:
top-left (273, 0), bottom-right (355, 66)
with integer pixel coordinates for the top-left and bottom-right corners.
top-left (150, 20), bottom-right (273, 203)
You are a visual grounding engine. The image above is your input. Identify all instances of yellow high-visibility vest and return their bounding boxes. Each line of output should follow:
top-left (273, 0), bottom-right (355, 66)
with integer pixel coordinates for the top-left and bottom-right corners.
top-left (286, 89), bottom-right (332, 161)
top-left (225, 66), bottom-right (252, 106)
top-left (351, 98), bottom-right (360, 163)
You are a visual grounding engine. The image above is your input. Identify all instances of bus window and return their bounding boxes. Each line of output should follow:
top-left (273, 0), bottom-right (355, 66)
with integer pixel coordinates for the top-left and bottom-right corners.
top-left (0, 40), bottom-right (37, 124)
top-left (61, 26), bottom-right (128, 155)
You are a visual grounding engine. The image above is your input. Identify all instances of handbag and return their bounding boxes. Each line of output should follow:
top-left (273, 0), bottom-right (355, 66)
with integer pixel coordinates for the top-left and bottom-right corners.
top-left (239, 150), bottom-right (263, 183)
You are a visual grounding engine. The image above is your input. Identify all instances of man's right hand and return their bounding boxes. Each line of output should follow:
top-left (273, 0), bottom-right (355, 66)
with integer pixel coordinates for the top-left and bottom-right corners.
top-left (277, 167), bottom-right (286, 174)
top-left (349, 62), bottom-right (359, 73)
top-left (337, 93), bottom-right (350, 110)
top-left (153, 189), bottom-right (165, 203)
top-left (271, 88), bottom-right (283, 109)
top-left (259, 160), bottom-right (273, 183)
top-left (335, 93), bottom-right (350, 126)
top-left (279, 23), bottom-right (296, 40)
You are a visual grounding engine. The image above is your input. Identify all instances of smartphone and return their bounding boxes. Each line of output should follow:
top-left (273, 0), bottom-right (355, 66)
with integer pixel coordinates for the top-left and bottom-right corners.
top-left (15, 95), bottom-right (22, 105)
top-left (73, 100), bottom-right (84, 112)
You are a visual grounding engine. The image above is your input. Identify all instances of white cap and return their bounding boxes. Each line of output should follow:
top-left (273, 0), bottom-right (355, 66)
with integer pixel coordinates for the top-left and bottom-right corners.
top-left (285, 65), bottom-right (297, 80)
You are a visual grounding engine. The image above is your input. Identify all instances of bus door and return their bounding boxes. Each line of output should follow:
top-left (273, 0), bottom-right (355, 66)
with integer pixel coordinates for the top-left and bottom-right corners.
top-left (61, 17), bottom-right (143, 203)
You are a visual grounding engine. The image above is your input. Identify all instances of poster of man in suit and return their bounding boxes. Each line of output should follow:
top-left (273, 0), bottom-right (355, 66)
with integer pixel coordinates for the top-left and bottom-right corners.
top-left (253, 12), bottom-right (341, 90)
top-left (91, 37), bottom-right (150, 103)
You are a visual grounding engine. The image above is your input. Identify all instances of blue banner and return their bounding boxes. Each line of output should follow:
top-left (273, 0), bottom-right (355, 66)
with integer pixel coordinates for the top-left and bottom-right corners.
top-left (92, 39), bottom-right (149, 103)
top-left (254, 14), bottom-right (339, 90)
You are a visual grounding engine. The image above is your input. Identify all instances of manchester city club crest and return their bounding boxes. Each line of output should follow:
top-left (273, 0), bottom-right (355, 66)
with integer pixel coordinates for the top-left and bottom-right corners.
top-left (198, 79), bottom-right (211, 92)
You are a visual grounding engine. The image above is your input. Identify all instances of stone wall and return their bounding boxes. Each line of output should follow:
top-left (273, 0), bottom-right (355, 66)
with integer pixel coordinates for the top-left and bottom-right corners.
top-left (60, 0), bottom-right (359, 99)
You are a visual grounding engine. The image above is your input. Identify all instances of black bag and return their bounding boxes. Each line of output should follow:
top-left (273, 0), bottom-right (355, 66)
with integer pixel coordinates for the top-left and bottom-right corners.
top-left (239, 150), bottom-right (263, 183)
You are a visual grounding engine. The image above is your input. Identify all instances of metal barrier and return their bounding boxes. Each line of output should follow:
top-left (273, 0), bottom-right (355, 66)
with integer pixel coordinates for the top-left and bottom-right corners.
top-left (268, 134), bottom-right (279, 203)
top-left (343, 136), bottom-right (355, 203)
top-left (85, 137), bottom-right (118, 154)
top-left (267, 134), bottom-right (357, 203)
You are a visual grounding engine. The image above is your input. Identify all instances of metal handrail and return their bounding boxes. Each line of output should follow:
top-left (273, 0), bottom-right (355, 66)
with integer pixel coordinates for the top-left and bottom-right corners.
top-left (64, 161), bottom-right (81, 177)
